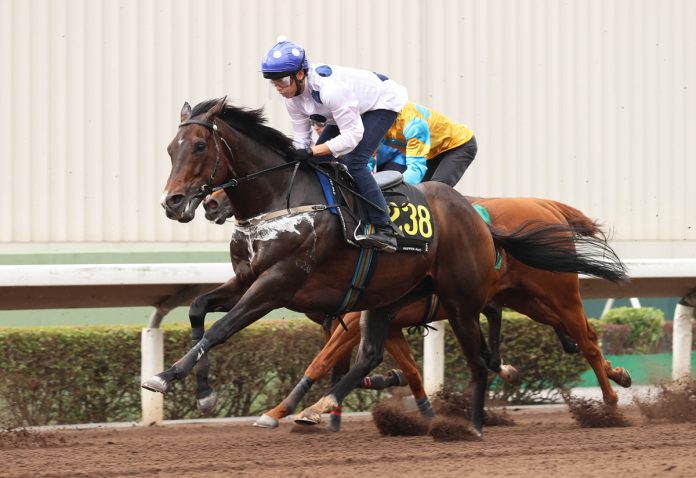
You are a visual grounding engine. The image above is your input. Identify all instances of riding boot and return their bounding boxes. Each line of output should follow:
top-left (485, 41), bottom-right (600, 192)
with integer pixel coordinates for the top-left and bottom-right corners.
top-left (355, 223), bottom-right (399, 253)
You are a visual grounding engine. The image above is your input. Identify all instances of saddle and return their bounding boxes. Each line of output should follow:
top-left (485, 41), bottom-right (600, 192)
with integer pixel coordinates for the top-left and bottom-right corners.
top-left (311, 162), bottom-right (434, 253)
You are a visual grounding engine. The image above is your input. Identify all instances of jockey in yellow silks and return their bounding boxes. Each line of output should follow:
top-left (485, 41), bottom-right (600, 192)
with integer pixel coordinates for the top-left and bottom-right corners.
top-left (381, 102), bottom-right (477, 187)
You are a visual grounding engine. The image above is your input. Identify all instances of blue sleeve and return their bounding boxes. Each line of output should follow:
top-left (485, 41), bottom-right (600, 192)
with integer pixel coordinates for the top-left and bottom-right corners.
top-left (401, 117), bottom-right (430, 184)
top-left (402, 156), bottom-right (428, 184)
top-left (376, 144), bottom-right (406, 167)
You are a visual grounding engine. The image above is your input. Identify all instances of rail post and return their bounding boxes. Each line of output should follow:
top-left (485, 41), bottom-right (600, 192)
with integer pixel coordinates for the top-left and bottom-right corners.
top-left (140, 285), bottom-right (204, 425)
top-left (672, 288), bottom-right (696, 381)
top-left (423, 326), bottom-right (445, 395)
top-left (141, 326), bottom-right (164, 425)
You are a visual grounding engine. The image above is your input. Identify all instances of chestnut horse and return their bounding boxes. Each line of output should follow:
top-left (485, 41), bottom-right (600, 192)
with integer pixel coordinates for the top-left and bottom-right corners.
top-left (146, 98), bottom-right (627, 434)
top-left (203, 190), bottom-right (631, 430)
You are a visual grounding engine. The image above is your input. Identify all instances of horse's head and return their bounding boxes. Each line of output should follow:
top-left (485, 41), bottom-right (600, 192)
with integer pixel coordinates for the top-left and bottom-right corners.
top-left (161, 97), bottom-right (229, 222)
top-left (161, 97), bottom-right (297, 223)
top-left (204, 189), bottom-right (234, 224)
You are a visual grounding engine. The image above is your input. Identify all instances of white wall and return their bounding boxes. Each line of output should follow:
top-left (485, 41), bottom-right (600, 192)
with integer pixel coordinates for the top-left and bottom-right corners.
top-left (1, 0), bottom-right (694, 257)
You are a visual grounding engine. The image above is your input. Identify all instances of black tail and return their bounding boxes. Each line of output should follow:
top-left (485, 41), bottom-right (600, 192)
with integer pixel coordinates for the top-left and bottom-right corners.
top-left (490, 221), bottom-right (629, 284)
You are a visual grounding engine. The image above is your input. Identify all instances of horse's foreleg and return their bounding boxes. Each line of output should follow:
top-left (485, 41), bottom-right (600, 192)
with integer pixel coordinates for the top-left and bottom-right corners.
top-left (189, 278), bottom-right (246, 414)
top-left (295, 308), bottom-right (392, 425)
top-left (326, 345), bottom-right (352, 432)
top-left (142, 276), bottom-right (284, 395)
top-left (254, 312), bottom-right (362, 429)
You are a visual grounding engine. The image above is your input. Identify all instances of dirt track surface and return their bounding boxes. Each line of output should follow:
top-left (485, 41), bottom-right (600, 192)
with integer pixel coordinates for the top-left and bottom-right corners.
top-left (3, 406), bottom-right (696, 478)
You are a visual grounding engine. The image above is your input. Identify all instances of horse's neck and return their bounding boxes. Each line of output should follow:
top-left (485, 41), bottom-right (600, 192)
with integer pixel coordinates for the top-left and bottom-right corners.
top-left (224, 136), bottom-right (323, 221)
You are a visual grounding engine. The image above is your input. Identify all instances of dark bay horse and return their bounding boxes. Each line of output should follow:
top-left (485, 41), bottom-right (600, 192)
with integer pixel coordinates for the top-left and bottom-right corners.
top-left (146, 97), bottom-right (627, 434)
top-left (203, 190), bottom-right (631, 429)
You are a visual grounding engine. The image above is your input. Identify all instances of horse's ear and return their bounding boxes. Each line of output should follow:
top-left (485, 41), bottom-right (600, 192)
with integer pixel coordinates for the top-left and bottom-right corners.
top-left (180, 102), bottom-right (192, 122)
top-left (205, 96), bottom-right (227, 120)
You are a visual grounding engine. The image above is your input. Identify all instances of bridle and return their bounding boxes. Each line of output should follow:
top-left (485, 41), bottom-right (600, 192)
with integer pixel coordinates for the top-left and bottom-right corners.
top-left (178, 118), bottom-right (300, 200)
top-left (177, 114), bottom-right (386, 223)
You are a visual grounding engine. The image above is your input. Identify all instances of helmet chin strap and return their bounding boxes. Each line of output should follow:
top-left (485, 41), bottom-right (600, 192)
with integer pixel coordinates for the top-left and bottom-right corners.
top-left (293, 51), bottom-right (307, 97)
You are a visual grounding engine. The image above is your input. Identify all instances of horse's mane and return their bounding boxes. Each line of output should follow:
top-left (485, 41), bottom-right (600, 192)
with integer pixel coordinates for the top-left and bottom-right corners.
top-left (191, 99), bottom-right (295, 159)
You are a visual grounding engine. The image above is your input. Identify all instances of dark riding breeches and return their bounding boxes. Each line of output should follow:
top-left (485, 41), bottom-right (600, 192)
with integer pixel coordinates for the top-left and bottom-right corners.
top-left (316, 110), bottom-right (397, 225)
top-left (424, 136), bottom-right (478, 187)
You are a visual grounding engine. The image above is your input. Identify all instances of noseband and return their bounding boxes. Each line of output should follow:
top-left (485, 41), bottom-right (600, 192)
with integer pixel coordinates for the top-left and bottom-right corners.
top-left (178, 118), bottom-right (300, 199)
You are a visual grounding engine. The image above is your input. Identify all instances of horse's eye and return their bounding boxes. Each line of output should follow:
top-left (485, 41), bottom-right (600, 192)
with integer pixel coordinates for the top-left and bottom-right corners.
top-left (195, 141), bottom-right (206, 152)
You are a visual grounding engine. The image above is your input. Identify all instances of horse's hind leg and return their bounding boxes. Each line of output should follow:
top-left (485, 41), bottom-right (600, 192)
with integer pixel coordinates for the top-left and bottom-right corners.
top-left (188, 279), bottom-right (245, 414)
top-left (580, 314), bottom-right (632, 389)
top-left (564, 307), bottom-right (628, 404)
top-left (445, 305), bottom-right (489, 436)
top-left (382, 328), bottom-right (435, 417)
top-left (480, 305), bottom-right (500, 371)
top-left (522, 295), bottom-right (631, 404)
top-left (295, 308), bottom-right (393, 425)
top-left (554, 327), bottom-right (580, 354)
top-left (481, 304), bottom-right (521, 384)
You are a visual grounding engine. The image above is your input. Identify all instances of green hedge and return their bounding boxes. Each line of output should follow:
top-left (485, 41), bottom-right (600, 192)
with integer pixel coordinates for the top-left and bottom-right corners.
top-left (0, 321), bottom-right (398, 426)
top-left (1, 308), bottom-right (666, 425)
top-left (597, 307), bottom-right (666, 354)
top-left (0, 314), bottom-right (593, 426)
top-left (603, 306), bottom-right (666, 352)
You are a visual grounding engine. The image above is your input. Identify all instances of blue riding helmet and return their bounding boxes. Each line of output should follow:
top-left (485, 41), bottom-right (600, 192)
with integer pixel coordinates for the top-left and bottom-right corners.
top-left (261, 40), bottom-right (309, 79)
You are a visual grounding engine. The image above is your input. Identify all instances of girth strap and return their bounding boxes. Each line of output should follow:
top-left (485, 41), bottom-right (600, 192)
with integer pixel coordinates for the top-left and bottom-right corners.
top-left (326, 246), bottom-right (378, 331)
top-left (407, 294), bottom-right (440, 336)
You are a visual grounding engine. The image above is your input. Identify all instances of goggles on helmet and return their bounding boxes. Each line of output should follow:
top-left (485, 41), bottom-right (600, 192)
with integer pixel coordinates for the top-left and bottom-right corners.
top-left (269, 76), bottom-right (293, 88)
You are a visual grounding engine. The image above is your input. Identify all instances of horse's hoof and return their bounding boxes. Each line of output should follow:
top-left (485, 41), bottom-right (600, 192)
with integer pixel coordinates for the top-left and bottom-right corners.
top-left (294, 409), bottom-right (322, 425)
top-left (141, 375), bottom-right (169, 394)
top-left (420, 408), bottom-right (436, 419)
top-left (196, 390), bottom-right (218, 415)
top-left (253, 414), bottom-right (280, 429)
top-left (615, 368), bottom-right (632, 388)
top-left (499, 364), bottom-right (521, 385)
top-left (386, 369), bottom-right (407, 387)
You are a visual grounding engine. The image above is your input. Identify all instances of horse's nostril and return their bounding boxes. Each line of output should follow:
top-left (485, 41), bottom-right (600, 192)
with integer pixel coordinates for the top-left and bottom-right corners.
top-left (206, 199), bottom-right (219, 210)
top-left (166, 194), bottom-right (185, 209)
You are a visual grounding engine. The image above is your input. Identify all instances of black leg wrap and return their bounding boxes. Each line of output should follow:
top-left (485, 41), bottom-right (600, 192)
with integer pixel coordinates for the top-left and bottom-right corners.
top-left (359, 369), bottom-right (404, 389)
top-left (282, 375), bottom-right (314, 413)
top-left (327, 404), bottom-right (343, 432)
top-left (358, 374), bottom-right (387, 390)
top-left (416, 396), bottom-right (435, 418)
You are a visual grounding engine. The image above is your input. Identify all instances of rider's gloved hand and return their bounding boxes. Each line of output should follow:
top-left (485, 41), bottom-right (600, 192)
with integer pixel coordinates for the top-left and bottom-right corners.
top-left (292, 147), bottom-right (314, 162)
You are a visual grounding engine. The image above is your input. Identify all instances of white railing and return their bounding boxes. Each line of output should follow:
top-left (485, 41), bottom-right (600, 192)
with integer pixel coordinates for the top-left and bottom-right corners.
top-left (1, 259), bottom-right (695, 424)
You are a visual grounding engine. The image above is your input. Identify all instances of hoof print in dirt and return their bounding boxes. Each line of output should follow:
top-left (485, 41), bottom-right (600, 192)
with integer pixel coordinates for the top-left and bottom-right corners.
top-left (564, 395), bottom-right (631, 428)
top-left (428, 416), bottom-right (482, 442)
top-left (372, 400), bottom-right (429, 436)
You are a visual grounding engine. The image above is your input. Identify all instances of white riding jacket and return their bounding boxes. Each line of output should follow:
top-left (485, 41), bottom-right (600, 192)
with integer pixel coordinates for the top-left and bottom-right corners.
top-left (284, 64), bottom-right (408, 157)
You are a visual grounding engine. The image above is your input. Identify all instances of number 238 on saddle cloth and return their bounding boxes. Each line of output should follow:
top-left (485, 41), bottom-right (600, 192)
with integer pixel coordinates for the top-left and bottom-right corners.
top-left (315, 167), bottom-right (434, 253)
